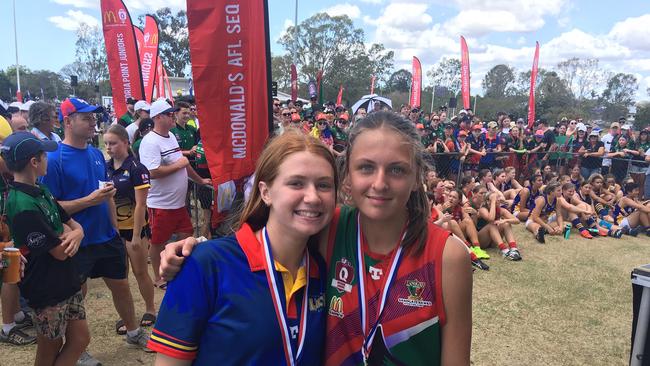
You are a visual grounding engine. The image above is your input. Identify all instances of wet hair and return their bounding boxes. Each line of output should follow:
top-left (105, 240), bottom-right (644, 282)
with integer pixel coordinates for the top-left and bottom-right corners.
top-left (343, 111), bottom-right (429, 255)
top-left (561, 182), bottom-right (575, 191)
top-left (239, 129), bottom-right (338, 231)
top-left (28, 101), bottom-right (56, 128)
top-left (478, 169), bottom-right (492, 182)
top-left (624, 182), bottom-right (639, 193)
top-left (504, 166), bottom-right (515, 174)
top-left (588, 173), bottom-right (604, 185)
top-left (461, 175), bottom-right (475, 188)
top-left (176, 101), bottom-right (191, 109)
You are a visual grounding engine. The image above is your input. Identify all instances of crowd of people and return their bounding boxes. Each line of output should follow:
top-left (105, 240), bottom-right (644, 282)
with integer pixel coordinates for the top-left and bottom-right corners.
top-left (0, 92), bottom-right (648, 365)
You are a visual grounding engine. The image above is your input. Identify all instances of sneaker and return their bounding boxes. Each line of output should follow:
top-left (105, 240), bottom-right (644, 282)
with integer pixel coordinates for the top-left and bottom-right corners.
top-left (77, 351), bottom-right (102, 366)
top-left (470, 246), bottom-right (490, 260)
top-left (0, 327), bottom-right (36, 346)
top-left (471, 258), bottom-right (490, 271)
top-left (503, 249), bottom-right (522, 261)
top-left (535, 227), bottom-right (546, 244)
top-left (629, 227), bottom-right (639, 237)
top-left (579, 230), bottom-right (593, 239)
top-left (126, 328), bottom-right (155, 352)
top-left (14, 314), bottom-right (34, 330)
top-left (611, 229), bottom-right (623, 238)
top-left (596, 228), bottom-right (608, 237)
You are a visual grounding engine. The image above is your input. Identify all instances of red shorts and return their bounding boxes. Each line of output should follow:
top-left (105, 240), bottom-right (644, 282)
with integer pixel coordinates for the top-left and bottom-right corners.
top-left (148, 207), bottom-right (193, 245)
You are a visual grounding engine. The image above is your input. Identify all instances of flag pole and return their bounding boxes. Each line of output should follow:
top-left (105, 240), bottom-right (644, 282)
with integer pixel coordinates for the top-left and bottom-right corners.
top-left (13, 0), bottom-right (22, 102)
top-left (430, 85), bottom-right (435, 114)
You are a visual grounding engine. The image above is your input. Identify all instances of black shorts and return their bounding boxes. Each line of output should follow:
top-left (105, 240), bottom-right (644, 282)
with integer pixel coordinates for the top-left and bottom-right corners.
top-left (73, 235), bottom-right (127, 283)
top-left (119, 225), bottom-right (152, 242)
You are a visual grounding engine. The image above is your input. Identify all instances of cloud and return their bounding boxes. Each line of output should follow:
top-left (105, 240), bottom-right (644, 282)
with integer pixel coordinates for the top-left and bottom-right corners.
top-left (322, 4), bottom-right (361, 19)
top-left (122, 0), bottom-right (186, 12)
top-left (443, 0), bottom-right (566, 36)
top-left (609, 14), bottom-right (650, 51)
top-left (359, 0), bottom-right (383, 3)
top-left (50, 0), bottom-right (97, 9)
top-left (48, 10), bottom-right (99, 31)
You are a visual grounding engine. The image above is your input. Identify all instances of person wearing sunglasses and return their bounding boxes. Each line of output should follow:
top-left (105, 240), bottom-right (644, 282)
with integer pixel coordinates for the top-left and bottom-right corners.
top-left (331, 113), bottom-right (349, 154)
top-left (309, 112), bottom-right (334, 150)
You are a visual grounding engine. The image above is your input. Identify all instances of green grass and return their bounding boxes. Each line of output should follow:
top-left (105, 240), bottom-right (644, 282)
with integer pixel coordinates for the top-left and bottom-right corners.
top-left (1, 225), bottom-right (644, 365)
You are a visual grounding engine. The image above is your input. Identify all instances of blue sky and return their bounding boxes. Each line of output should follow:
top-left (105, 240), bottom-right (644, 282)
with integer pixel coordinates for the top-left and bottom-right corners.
top-left (2, 0), bottom-right (650, 100)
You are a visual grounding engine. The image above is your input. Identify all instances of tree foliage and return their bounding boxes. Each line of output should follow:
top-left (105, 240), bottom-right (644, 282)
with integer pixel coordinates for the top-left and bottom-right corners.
top-left (386, 69), bottom-right (412, 93)
top-left (1, 66), bottom-right (71, 102)
top-left (426, 58), bottom-right (461, 95)
top-left (556, 57), bottom-right (604, 100)
top-left (482, 64), bottom-right (516, 98)
top-left (144, 8), bottom-right (190, 77)
top-left (277, 13), bottom-right (393, 104)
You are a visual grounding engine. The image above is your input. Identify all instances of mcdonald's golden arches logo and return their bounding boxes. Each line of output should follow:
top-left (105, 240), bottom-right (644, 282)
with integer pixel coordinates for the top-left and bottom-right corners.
top-left (103, 11), bottom-right (117, 24)
top-left (328, 296), bottom-right (344, 318)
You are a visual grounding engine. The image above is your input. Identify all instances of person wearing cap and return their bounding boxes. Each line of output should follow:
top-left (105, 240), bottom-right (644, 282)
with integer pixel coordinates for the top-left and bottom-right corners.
top-left (29, 101), bottom-right (62, 143)
top-left (600, 122), bottom-right (620, 175)
top-left (466, 123), bottom-right (486, 175)
top-left (41, 98), bottom-right (151, 359)
top-left (126, 101), bottom-right (150, 144)
top-left (19, 101), bottom-right (35, 122)
top-left (139, 99), bottom-right (210, 290)
top-left (578, 130), bottom-right (605, 180)
top-left (310, 112), bottom-right (334, 149)
top-left (481, 121), bottom-right (503, 169)
top-left (118, 98), bottom-right (137, 127)
top-left (1, 131), bottom-right (89, 357)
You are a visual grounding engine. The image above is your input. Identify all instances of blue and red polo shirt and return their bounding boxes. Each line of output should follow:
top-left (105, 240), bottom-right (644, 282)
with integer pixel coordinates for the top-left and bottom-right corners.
top-left (147, 223), bottom-right (327, 365)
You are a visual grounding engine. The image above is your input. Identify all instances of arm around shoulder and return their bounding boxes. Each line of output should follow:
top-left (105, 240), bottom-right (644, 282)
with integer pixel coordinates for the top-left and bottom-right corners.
top-left (440, 235), bottom-right (472, 366)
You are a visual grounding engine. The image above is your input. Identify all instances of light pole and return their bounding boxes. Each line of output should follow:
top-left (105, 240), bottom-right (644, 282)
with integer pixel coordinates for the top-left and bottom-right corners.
top-left (13, 0), bottom-right (21, 102)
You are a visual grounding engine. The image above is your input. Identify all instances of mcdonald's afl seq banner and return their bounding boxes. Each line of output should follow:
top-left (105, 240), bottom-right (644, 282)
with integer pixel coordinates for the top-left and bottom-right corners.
top-left (187, 0), bottom-right (272, 185)
top-left (101, 0), bottom-right (144, 118)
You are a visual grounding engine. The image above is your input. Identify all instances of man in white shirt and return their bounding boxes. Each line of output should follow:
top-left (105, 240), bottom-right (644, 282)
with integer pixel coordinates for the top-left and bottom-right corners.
top-left (126, 101), bottom-right (150, 143)
top-left (138, 99), bottom-right (210, 287)
top-left (601, 122), bottom-right (619, 175)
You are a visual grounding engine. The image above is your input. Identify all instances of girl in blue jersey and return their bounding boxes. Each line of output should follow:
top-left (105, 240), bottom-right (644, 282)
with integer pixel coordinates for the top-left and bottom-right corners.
top-left (614, 182), bottom-right (650, 236)
top-left (148, 130), bottom-right (337, 365)
top-left (525, 182), bottom-right (564, 243)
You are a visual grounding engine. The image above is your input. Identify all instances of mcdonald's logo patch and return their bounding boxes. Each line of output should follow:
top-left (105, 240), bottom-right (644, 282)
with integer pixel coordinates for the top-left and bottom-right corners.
top-left (328, 296), bottom-right (344, 319)
top-left (103, 11), bottom-right (117, 24)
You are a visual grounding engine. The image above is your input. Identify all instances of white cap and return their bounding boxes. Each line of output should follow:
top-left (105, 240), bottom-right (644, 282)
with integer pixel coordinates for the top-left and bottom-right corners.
top-left (134, 100), bottom-right (150, 112)
top-left (19, 100), bottom-right (35, 111)
top-left (459, 109), bottom-right (467, 115)
top-left (621, 124), bottom-right (631, 130)
top-left (589, 130), bottom-right (599, 137)
top-left (9, 101), bottom-right (22, 109)
top-left (576, 122), bottom-right (587, 132)
top-left (149, 99), bottom-right (178, 118)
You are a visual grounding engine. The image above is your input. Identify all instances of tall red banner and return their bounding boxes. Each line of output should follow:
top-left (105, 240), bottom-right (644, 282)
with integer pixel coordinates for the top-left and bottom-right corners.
top-left (410, 56), bottom-right (422, 107)
top-left (155, 57), bottom-right (164, 99)
top-left (370, 75), bottom-right (376, 94)
top-left (336, 85), bottom-right (344, 105)
top-left (101, 0), bottom-right (144, 118)
top-left (187, 0), bottom-right (271, 186)
top-left (134, 26), bottom-right (143, 56)
top-left (460, 36), bottom-right (470, 110)
top-left (290, 64), bottom-right (298, 101)
top-left (141, 15), bottom-right (160, 102)
top-left (528, 42), bottom-right (540, 129)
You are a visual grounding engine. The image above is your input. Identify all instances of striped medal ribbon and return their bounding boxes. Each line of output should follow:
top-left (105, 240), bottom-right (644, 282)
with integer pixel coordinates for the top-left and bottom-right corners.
top-left (262, 227), bottom-right (310, 366)
top-left (356, 214), bottom-right (405, 365)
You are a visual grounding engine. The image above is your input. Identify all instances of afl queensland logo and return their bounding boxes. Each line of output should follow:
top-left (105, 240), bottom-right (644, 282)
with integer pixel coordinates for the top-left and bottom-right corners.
top-left (331, 258), bottom-right (354, 293)
top-left (118, 9), bottom-right (127, 24)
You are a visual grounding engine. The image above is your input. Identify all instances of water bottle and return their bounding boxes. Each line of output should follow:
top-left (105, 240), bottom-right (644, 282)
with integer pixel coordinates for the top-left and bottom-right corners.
top-left (563, 223), bottom-right (572, 239)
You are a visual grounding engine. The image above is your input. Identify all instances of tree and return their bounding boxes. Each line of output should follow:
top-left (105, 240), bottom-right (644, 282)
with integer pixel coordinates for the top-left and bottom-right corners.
top-left (271, 54), bottom-right (293, 91)
top-left (482, 64), bottom-right (516, 98)
top-left (278, 13), bottom-right (393, 103)
top-left (426, 58), bottom-right (461, 95)
top-left (602, 73), bottom-right (638, 106)
top-left (536, 71), bottom-right (574, 121)
top-left (556, 57), bottom-right (604, 100)
top-left (634, 102), bottom-right (650, 130)
top-left (144, 8), bottom-right (190, 77)
top-left (386, 69), bottom-right (412, 93)
top-left (3, 66), bottom-right (71, 102)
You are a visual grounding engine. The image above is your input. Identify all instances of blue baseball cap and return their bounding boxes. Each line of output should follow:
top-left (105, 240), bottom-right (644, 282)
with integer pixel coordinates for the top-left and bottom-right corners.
top-left (59, 98), bottom-right (103, 119)
top-left (1, 131), bottom-right (58, 163)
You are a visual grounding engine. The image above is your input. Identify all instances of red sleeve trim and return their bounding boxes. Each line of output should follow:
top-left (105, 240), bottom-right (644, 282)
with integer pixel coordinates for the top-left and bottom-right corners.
top-left (146, 340), bottom-right (197, 360)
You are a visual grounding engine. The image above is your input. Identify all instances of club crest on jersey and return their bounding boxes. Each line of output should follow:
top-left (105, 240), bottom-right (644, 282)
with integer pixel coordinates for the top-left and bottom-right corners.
top-left (398, 279), bottom-right (432, 308)
top-left (328, 296), bottom-right (344, 319)
top-left (331, 258), bottom-right (354, 293)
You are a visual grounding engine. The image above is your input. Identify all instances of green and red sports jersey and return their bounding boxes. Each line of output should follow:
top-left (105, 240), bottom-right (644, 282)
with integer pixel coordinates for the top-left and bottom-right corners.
top-left (325, 206), bottom-right (449, 366)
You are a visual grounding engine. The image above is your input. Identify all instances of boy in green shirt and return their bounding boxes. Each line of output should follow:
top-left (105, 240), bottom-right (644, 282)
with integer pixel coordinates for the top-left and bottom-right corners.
top-left (2, 131), bottom-right (88, 365)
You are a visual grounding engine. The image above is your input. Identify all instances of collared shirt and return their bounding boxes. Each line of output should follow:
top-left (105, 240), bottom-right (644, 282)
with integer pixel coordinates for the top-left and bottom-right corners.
top-left (107, 155), bottom-right (151, 230)
top-left (31, 127), bottom-right (62, 142)
top-left (148, 223), bottom-right (326, 364)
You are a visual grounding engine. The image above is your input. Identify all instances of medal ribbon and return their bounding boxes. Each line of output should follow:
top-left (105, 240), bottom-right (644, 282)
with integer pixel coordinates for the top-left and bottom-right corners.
top-left (261, 227), bottom-right (310, 366)
top-left (356, 214), bottom-right (405, 364)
